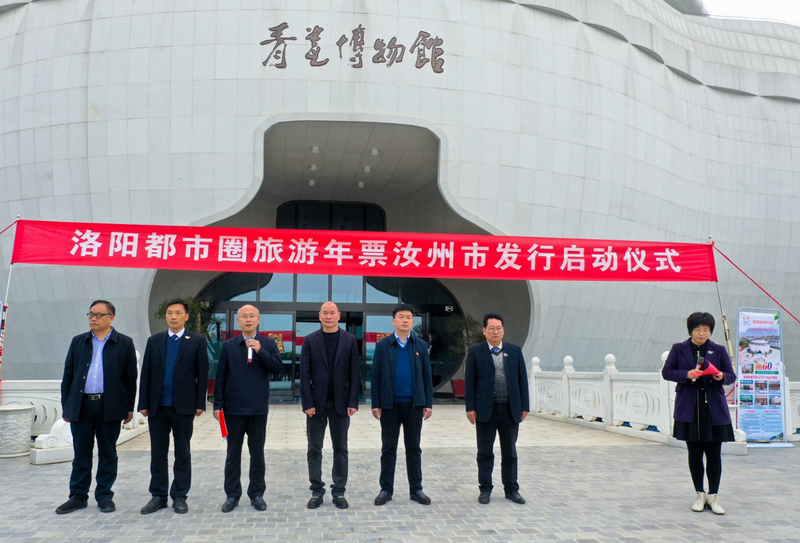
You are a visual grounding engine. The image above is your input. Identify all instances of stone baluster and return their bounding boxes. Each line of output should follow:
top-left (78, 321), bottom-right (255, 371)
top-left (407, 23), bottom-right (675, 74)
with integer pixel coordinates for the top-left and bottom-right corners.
top-left (602, 354), bottom-right (617, 426)
top-left (562, 356), bottom-right (574, 417)
top-left (659, 351), bottom-right (672, 436)
top-left (530, 357), bottom-right (541, 413)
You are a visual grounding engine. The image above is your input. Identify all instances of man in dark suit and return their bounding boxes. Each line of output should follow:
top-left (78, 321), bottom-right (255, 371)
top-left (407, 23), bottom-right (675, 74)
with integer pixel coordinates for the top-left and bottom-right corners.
top-left (464, 312), bottom-right (530, 505)
top-left (371, 304), bottom-right (433, 506)
top-left (56, 300), bottom-right (138, 515)
top-left (300, 301), bottom-right (359, 510)
top-left (213, 304), bottom-right (282, 513)
top-left (138, 298), bottom-right (209, 515)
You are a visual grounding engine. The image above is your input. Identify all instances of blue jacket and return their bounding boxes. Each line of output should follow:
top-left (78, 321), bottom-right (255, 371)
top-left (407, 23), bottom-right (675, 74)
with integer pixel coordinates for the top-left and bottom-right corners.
top-left (138, 330), bottom-right (209, 417)
top-left (371, 334), bottom-right (433, 409)
top-left (213, 334), bottom-right (282, 416)
top-left (61, 329), bottom-right (138, 422)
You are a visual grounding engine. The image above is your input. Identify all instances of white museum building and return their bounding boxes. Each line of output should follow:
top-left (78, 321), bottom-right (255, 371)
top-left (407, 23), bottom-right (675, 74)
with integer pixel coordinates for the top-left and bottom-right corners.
top-left (1, 0), bottom-right (800, 401)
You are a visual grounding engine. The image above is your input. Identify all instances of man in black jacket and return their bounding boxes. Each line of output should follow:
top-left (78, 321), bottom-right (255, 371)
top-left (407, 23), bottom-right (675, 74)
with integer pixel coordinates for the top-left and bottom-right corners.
top-left (138, 298), bottom-right (209, 515)
top-left (300, 301), bottom-right (360, 509)
top-left (213, 304), bottom-right (282, 513)
top-left (56, 300), bottom-right (138, 515)
top-left (371, 304), bottom-right (433, 506)
top-left (464, 312), bottom-right (530, 505)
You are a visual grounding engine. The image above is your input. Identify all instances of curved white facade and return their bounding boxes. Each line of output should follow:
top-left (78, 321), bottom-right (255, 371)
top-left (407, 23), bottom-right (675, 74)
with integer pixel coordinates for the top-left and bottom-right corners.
top-left (1, 0), bottom-right (799, 380)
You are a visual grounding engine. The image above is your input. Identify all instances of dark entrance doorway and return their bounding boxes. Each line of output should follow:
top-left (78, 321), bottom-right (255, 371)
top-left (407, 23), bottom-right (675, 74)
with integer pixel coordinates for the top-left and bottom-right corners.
top-left (201, 273), bottom-right (464, 400)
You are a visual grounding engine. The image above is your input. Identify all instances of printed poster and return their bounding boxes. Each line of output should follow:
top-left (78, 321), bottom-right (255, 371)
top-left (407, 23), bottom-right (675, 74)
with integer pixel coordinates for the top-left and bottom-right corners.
top-left (736, 308), bottom-right (787, 443)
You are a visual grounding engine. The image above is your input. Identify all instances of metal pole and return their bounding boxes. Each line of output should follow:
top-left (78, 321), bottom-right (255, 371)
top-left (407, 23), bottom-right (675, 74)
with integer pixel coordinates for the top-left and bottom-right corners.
top-left (1, 216), bottom-right (18, 305)
top-left (709, 237), bottom-right (735, 361)
top-left (709, 236), bottom-right (737, 423)
top-left (0, 216), bottom-right (19, 376)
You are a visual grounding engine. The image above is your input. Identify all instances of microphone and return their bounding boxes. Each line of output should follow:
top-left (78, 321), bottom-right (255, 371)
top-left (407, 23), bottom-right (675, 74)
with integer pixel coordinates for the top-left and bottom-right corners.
top-left (247, 337), bottom-right (253, 364)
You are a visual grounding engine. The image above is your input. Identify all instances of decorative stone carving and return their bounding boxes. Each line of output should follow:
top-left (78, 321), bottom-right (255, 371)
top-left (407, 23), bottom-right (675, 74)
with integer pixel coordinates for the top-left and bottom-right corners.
top-left (0, 405), bottom-right (35, 458)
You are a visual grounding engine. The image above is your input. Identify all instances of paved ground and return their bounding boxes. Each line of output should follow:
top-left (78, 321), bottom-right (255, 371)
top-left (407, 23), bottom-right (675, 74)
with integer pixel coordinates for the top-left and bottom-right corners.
top-left (1, 402), bottom-right (799, 542)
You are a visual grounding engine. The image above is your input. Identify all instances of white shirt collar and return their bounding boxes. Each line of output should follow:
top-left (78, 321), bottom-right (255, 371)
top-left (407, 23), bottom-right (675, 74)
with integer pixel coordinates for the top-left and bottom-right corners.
top-left (168, 328), bottom-right (186, 338)
top-left (487, 341), bottom-right (503, 352)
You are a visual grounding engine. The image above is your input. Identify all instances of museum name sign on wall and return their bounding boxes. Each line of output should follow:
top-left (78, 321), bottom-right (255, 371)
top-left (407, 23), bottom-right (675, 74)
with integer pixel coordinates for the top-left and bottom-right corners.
top-left (261, 22), bottom-right (444, 73)
top-left (11, 221), bottom-right (717, 282)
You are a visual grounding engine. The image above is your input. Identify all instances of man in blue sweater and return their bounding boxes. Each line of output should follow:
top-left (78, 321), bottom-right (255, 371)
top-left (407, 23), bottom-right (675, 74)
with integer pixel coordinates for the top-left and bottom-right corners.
top-left (371, 304), bottom-right (434, 506)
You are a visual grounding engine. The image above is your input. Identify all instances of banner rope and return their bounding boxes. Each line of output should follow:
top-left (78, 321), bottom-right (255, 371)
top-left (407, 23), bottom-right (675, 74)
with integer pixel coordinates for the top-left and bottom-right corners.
top-left (712, 243), bottom-right (800, 326)
top-left (0, 220), bottom-right (16, 237)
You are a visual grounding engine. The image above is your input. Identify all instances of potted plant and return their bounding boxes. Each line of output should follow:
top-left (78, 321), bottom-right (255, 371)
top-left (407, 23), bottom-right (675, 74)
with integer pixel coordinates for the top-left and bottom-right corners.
top-left (445, 313), bottom-right (483, 400)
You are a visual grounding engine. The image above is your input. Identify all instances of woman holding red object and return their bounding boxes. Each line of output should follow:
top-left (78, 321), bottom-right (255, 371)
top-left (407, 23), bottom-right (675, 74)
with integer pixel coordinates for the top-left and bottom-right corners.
top-left (662, 312), bottom-right (736, 515)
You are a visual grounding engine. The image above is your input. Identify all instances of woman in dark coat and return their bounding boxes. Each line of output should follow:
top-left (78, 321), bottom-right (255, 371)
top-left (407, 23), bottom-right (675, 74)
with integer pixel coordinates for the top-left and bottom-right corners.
top-left (661, 312), bottom-right (736, 515)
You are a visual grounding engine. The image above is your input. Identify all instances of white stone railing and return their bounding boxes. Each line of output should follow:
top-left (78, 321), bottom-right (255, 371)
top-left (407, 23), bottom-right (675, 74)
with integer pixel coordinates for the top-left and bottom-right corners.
top-left (0, 351), bottom-right (149, 464)
top-left (530, 352), bottom-right (759, 454)
top-left (789, 381), bottom-right (800, 440)
top-left (0, 380), bottom-right (62, 436)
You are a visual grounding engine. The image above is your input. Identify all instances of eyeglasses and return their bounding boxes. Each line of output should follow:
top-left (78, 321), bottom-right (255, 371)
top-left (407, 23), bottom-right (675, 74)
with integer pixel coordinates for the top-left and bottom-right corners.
top-left (485, 327), bottom-right (504, 333)
top-left (87, 312), bottom-right (111, 319)
top-left (238, 314), bottom-right (259, 320)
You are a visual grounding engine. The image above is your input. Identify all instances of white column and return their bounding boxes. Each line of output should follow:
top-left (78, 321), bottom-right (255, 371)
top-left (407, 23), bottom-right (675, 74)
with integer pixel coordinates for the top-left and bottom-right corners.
top-left (602, 354), bottom-right (617, 426)
top-left (530, 357), bottom-right (541, 413)
top-left (659, 351), bottom-right (673, 436)
top-left (562, 356), bottom-right (574, 417)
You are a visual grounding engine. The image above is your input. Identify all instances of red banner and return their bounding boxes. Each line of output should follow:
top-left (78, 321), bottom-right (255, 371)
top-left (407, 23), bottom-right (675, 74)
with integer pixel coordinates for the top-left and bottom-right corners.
top-left (11, 220), bottom-right (717, 281)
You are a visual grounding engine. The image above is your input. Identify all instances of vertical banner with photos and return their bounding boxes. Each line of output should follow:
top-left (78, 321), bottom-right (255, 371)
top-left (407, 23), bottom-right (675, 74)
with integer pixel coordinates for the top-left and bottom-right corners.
top-left (736, 308), bottom-right (787, 443)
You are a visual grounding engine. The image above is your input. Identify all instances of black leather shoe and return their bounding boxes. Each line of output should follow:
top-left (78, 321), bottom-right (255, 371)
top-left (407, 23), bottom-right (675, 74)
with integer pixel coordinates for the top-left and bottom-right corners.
top-left (505, 491), bottom-right (526, 504)
top-left (140, 496), bottom-right (168, 514)
top-left (221, 497), bottom-right (239, 513)
top-left (98, 499), bottom-right (116, 513)
top-left (410, 490), bottom-right (431, 505)
top-left (332, 495), bottom-right (349, 509)
top-left (251, 496), bottom-right (267, 511)
top-left (172, 496), bottom-right (188, 514)
top-left (478, 492), bottom-right (491, 504)
top-left (307, 494), bottom-right (323, 509)
top-left (55, 497), bottom-right (87, 515)
top-left (373, 490), bottom-right (392, 506)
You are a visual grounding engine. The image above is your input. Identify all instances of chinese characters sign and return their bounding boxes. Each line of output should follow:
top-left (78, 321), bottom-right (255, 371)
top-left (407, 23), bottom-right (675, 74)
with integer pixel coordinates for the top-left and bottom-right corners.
top-left (735, 308), bottom-right (787, 442)
top-left (261, 22), bottom-right (444, 73)
top-left (12, 220), bottom-right (717, 282)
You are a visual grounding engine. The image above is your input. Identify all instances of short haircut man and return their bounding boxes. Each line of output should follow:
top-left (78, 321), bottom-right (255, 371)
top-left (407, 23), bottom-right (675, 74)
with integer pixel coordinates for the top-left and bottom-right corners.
top-left (138, 298), bottom-right (209, 514)
top-left (56, 300), bottom-right (138, 515)
top-left (464, 312), bottom-right (530, 505)
top-left (213, 305), bottom-right (282, 513)
top-left (371, 304), bottom-right (434, 506)
top-left (299, 301), bottom-right (360, 509)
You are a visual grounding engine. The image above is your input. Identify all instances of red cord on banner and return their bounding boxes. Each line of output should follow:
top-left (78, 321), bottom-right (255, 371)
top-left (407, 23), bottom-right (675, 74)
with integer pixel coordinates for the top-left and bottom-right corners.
top-left (712, 244), bottom-right (800, 326)
top-left (0, 221), bottom-right (17, 237)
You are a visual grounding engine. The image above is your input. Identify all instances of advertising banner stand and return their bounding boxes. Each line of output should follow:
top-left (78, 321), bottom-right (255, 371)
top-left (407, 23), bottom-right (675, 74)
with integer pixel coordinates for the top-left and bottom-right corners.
top-left (735, 308), bottom-right (793, 448)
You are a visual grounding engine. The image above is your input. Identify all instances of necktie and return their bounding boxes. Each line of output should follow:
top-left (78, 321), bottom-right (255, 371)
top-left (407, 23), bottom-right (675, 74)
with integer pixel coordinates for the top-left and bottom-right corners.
top-left (491, 346), bottom-right (500, 354)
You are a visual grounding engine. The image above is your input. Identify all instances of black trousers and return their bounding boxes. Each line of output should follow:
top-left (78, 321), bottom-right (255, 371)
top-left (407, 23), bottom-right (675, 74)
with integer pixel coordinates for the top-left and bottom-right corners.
top-left (475, 402), bottom-right (520, 494)
top-left (686, 441), bottom-right (723, 494)
top-left (224, 414), bottom-right (267, 500)
top-left (379, 402), bottom-right (424, 495)
top-left (148, 406), bottom-right (195, 499)
top-left (307, 399), bottom-right (350, 496)
top-left (69, 396), bottom-right (122, 502)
